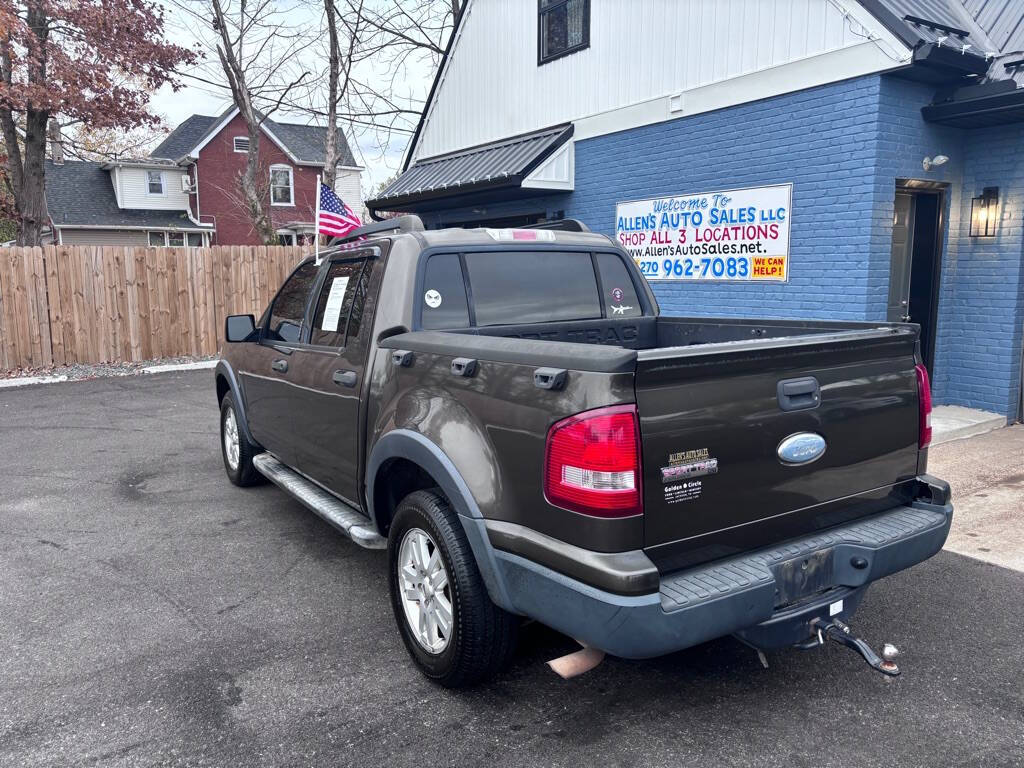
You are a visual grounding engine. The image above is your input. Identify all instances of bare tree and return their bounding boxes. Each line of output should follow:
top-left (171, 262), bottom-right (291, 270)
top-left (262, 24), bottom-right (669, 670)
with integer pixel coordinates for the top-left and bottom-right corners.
top-left (349, 0), bottom-right (458, 155)
top-left (321, 0), bottom-right (364, 188)
top-left (168, 0), bottom-right (312, 244)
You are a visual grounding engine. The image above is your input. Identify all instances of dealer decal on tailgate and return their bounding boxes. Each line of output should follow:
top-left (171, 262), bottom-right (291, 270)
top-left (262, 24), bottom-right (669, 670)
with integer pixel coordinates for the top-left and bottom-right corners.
top-left (661, 448), bottom-right (719, 504)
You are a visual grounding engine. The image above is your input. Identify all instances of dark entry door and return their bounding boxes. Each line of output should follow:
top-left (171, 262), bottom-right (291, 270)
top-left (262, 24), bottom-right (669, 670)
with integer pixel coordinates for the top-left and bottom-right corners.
top-left (888, 189), bottom-right (942, 372)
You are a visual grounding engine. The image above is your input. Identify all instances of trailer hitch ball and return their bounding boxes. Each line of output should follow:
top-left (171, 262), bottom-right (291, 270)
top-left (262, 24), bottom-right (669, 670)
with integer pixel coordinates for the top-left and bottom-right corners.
top-left (880, 643), bottom-right (900, 674)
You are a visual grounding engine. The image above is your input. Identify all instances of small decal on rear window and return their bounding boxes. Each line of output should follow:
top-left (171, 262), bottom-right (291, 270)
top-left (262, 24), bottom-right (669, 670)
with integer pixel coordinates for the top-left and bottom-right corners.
top-left (611, 287), bottom-right (624, 302)
top-left (424, 289), bottom-right (442, 308)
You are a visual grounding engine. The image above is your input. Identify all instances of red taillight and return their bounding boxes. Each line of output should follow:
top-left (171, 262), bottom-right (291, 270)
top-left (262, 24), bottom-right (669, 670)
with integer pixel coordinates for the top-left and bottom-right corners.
top-left (544, 404), bottom-right (642, 518)
top-left (916, 363), bottom-right (933, 449)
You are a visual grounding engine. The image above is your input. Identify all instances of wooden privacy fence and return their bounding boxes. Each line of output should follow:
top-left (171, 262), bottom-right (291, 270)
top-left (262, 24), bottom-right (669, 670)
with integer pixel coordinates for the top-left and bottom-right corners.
top-left (0, 245), bottom-right (309, 370)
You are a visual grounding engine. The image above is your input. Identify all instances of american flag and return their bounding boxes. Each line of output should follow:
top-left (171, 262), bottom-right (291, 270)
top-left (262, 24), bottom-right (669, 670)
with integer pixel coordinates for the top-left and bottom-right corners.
top-left (318, 183), bottom-right (361, 237)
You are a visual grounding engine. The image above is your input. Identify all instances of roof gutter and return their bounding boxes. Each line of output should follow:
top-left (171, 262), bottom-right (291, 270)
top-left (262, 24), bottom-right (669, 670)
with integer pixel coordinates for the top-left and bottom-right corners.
top-left (100, 160), bottom-right (180, 171)
top-left (53, 223), bottom-right (212, 232)
top-left (368, 174), bottom-right (528, 214)
top-left (856, 0), bottom-right (991, 81)
top-left (913, 42), bottom-right (991, 77)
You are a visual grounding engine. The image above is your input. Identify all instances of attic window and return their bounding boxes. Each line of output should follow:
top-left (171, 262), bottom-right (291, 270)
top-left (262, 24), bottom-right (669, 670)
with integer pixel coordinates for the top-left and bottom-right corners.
top-left (233, 136), bottom-right (250, 153)
top-left (538, 0), bottom-right (589, 65)
top-left (147, 170), bottom-right (164, 195)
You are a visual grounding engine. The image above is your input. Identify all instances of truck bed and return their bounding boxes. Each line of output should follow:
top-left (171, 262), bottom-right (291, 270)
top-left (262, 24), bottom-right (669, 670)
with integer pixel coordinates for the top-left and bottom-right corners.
top-left (382, 315), bottom-right (913, 369)
top-left (378, 315), bottom-right (921, 572)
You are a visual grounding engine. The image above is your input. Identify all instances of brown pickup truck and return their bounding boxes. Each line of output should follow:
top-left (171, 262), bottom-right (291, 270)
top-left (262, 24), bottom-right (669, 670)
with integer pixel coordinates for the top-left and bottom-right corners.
top-left (215, 216), bottom-right (952, 687)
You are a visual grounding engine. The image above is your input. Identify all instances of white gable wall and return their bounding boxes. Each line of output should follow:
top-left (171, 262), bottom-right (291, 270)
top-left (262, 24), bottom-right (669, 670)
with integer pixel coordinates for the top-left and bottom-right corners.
top-left (116, 167), bottom-right (192, 210)
top-left (334, 169), bottom-right (365, 222)
top-left (412, 0), bottom-right (911, 163)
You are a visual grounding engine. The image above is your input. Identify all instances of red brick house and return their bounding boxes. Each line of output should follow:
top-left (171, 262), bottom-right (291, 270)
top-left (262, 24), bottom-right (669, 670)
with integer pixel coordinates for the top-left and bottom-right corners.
top-left (150, 107), bottom-right (364, 245)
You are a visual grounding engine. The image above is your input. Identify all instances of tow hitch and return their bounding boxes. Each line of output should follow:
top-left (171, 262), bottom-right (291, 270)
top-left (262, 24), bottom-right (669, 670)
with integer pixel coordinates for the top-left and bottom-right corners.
top-left (809, 617), bottom-right (901, 676)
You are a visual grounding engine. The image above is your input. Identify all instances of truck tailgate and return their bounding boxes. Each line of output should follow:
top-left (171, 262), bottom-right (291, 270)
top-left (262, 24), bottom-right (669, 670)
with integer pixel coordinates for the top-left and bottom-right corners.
top-left (635, 328), bottom-right (922, 572)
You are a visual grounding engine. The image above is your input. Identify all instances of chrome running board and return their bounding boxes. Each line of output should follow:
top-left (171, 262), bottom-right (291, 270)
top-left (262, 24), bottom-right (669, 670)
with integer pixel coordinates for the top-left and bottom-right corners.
top-left (252, 453), bottom-right (386, 550)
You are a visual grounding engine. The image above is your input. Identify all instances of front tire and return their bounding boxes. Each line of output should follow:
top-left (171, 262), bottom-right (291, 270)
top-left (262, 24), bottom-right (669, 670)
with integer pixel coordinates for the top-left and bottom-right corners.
top-left (388, 489), bottom-right (517, 687)
top-left (220, 392), bottom-right (260, 487)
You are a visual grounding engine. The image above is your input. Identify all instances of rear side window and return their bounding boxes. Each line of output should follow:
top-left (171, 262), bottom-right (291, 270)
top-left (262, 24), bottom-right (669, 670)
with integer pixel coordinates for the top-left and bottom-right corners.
top-left (309, 259), bottom-right (368, 347)
top-left (463, 251), bottom-right (600, 326)
top-left (596, 252), bottom-right (642, 317)
top-left (421, 253), bottom-right (470, 329)
top-left (266, 262), bottom-right (319, 343)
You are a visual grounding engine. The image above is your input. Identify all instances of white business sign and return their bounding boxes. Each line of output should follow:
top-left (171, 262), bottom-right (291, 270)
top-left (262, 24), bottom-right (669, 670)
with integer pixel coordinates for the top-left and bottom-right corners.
top-left (615, 184), bottom-right (792, 282)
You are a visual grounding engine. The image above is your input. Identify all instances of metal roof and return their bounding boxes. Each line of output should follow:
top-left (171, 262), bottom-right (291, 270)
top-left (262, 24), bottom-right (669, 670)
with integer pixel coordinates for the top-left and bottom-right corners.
top-left (368, 124), bottom-right (573, 210)
top-left (878, 0), bottom-right (996, 51)
top-left (963, 0), bottom-right (1024, 52)
top-left (962, 0), bottom-right (1024, 86)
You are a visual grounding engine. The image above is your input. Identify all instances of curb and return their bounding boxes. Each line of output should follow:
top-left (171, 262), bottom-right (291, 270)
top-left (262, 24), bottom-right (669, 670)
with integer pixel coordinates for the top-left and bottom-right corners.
top-left (0, 374), bottom-right (70, 390)
top-left (142, 360), bottom-right (219, 374)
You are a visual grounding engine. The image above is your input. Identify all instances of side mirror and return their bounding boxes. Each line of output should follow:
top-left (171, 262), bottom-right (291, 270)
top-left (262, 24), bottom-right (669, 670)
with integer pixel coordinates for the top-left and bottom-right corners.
top-left (225, 314), bottom-right (257, 343)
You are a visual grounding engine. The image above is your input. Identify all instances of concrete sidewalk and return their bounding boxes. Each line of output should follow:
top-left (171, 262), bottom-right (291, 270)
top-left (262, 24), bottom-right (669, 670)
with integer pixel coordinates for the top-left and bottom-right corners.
top-left (931, 405), bottom-right (1007, 446)
top-left (930, 424), bottom-right (1024, 572)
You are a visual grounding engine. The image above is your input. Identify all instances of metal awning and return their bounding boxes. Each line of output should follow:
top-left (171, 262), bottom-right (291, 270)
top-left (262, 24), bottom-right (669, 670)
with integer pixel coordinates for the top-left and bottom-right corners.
top-left (368, 124), bottom-right (573, 213)
top-left (923, 79), bottom-right (1024, 127)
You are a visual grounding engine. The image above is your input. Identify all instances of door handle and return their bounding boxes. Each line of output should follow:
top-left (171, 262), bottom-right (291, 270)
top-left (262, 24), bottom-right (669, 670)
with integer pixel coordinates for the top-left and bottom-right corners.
top-left (271, 359), bottom-right (289, 373)
top-left (777, 376), bottom-right (820, 411)
top-left (333, 369), bottom-right (357, 387)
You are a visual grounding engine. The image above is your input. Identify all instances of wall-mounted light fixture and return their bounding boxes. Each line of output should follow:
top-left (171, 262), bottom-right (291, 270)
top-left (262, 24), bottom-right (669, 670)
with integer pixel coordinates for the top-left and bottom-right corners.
top-left (922, 155), bottom-right (949, 171)
top-left (969, 186), bottom-right (999, 237)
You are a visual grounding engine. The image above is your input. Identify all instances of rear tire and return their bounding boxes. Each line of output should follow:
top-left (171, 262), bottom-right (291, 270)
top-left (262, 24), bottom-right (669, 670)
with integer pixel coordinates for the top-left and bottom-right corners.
top-left (220, 392), bottom-right (260, 487)
top-left (388, 489), bottom-right (518, 687)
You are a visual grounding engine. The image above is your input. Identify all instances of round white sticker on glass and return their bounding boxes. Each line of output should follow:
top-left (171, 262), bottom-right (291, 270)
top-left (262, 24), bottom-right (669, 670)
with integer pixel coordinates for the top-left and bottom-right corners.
top-left (424, 289), bottom-right (442, 308)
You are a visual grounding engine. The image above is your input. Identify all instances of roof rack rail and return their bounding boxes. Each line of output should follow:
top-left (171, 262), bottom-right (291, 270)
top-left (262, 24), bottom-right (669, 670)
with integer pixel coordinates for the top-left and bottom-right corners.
top-left (329, 214), bottom-right (424, 244)
top-left (526, 218), bottom-right (590, 233)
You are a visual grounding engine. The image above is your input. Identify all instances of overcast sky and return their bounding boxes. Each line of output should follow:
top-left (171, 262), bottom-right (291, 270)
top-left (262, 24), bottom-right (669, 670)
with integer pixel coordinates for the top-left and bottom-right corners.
top-left (148, 1), bottom-right (436, 195)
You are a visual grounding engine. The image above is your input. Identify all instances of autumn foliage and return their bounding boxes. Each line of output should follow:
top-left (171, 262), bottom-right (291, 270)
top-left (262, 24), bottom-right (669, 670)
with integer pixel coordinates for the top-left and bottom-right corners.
top-left (0, 0), bottom-right (197, 244)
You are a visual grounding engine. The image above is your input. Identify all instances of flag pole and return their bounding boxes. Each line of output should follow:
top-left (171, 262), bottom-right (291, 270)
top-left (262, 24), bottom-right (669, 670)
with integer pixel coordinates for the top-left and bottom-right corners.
top-left (314, 174), bottom-right (322, 266)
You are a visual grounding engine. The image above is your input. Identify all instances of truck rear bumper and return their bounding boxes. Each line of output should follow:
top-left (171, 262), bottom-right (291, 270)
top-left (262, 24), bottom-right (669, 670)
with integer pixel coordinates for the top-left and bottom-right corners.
top-left (483, 499), bottom-right (953, 659)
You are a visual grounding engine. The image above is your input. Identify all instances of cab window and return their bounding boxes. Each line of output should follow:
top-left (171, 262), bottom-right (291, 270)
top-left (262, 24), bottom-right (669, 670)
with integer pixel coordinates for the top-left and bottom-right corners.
top-left (310, 258), bottom-right (369, 348)
top-left (463, 250), bottom-right (600, 326)
top-left (421, 253), bottom-right (470, 330)
top-left (265, 262), bottom-right (318, 343)
top-left (595, 252), bottom-right (642, 317)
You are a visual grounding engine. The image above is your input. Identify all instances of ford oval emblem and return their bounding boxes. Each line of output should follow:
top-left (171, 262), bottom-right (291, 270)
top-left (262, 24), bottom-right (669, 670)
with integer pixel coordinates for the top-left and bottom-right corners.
top-left (777, 432), bottom-right (827, 465)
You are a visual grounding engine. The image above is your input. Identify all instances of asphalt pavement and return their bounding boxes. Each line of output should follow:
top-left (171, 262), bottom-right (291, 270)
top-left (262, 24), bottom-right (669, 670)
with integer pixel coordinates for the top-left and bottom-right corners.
top-left (1, 372), bottom-right (1022, 767)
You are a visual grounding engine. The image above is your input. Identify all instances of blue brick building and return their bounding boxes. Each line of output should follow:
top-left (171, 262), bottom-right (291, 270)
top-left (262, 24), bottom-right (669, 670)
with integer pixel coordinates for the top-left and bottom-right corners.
top-left (370, 0), bottom-right (1024, 422)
